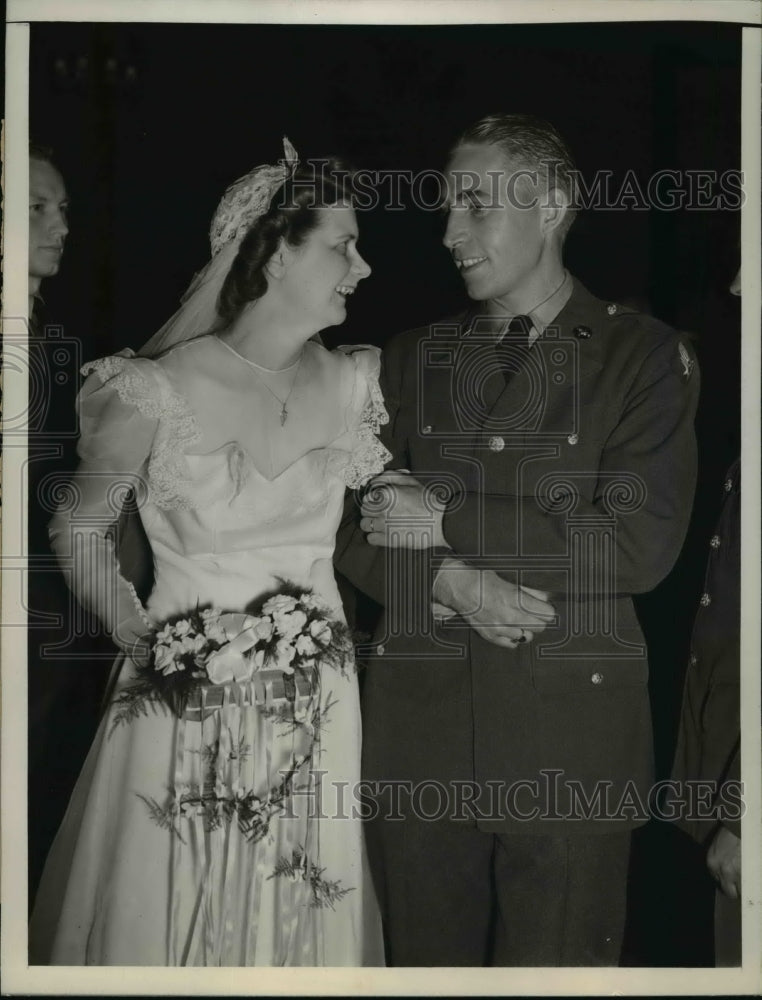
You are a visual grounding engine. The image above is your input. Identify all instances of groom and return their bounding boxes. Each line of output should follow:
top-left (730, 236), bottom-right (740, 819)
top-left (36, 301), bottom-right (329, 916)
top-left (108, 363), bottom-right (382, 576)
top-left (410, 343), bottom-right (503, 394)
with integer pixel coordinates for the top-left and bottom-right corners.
top-left (336, 114), bottom-right (700, 965)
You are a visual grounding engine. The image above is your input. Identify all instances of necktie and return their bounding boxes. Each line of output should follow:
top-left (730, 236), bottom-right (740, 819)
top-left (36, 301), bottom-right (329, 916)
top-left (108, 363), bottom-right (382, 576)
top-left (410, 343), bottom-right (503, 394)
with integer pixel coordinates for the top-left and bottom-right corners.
top-left (496, 314), bottom-right (533, 384)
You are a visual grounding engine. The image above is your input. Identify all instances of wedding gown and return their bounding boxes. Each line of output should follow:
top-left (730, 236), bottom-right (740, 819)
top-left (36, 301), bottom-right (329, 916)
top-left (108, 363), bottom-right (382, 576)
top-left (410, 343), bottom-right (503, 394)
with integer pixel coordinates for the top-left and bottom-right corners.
top-left (29, 334), bottom-right (388, 966)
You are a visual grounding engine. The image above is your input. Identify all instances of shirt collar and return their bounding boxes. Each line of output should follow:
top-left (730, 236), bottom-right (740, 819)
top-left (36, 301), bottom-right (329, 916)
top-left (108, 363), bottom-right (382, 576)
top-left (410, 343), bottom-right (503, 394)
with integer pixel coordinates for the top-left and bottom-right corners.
top-left (463, 270), bottom-right (572, 342)
top-left (523, 269), bottom-right (572, 335)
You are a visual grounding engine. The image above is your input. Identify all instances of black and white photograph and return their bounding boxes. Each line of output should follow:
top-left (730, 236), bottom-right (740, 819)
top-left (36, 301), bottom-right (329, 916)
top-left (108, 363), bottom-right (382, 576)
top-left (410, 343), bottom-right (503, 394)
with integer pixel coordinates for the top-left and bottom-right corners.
top-left (2, 0), bottom-right (760, 993)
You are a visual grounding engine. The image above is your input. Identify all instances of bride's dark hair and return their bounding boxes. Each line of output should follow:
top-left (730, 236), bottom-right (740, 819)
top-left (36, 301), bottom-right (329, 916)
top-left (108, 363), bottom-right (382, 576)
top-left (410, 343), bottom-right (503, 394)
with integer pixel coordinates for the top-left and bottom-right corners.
top-left (217, 158), bottom-right (355, 326)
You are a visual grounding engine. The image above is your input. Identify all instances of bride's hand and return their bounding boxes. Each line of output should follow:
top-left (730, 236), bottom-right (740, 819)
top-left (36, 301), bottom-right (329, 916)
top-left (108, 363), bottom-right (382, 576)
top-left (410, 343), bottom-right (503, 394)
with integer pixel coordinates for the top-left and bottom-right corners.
top-left (112, 613), bottom-right (153, 669)
top-left (360, 470), bottom-right (448, 549)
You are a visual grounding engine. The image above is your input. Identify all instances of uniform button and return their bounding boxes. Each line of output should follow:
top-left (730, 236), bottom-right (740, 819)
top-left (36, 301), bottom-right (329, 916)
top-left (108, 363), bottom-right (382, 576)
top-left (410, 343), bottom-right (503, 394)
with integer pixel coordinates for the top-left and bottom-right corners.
top-left (422, 425), bottom-right (432, 435)
top-left (567, 433), bottom-right (579, 445)
top-left (724, 478), bottom-right (734, 492)
top-left (488, 435), bottom-right (505, 452)
top-left (607, 304), bottom-right (618, 316)
top-left (689, 653), bottom-right (698, 666)
top-left (710, 535), bottom-right (721, 549)
top-left (699, 593), bottom-right (711, 607)
top-left (376, 644), bottom-right (385, 656)
top-left (591, 672), bottom-right (604, 685)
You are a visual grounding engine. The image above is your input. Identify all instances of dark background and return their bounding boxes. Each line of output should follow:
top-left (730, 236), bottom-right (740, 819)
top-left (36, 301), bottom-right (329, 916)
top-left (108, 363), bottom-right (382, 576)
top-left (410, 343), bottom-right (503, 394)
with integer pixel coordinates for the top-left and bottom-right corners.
top-left (29, 19), bottom-right (742, 965)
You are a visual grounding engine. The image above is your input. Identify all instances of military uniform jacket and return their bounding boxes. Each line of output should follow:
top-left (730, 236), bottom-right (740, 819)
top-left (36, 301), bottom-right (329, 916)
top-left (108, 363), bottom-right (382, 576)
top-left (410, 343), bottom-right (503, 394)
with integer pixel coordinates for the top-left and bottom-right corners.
top-left (672, 459), bottom-right (741, 843)
top-left (336, 277), bottom-right (700, 833)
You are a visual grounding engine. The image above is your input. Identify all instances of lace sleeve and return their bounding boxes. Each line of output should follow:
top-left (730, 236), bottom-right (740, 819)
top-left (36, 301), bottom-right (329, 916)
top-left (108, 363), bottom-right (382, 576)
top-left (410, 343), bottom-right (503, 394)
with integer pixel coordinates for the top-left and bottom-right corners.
top-left (336, 346), bottom-right (392, 489)
top-left (81, 353), bottom-right (200, 509)
top-left (48, 354), bottom-right (161, 642)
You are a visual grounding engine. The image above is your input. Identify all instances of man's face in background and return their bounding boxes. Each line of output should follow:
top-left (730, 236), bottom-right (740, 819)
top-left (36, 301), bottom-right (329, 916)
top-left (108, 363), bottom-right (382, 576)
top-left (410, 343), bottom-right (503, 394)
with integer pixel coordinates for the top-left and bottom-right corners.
top-left (29, 158), bottom-right (69, 284)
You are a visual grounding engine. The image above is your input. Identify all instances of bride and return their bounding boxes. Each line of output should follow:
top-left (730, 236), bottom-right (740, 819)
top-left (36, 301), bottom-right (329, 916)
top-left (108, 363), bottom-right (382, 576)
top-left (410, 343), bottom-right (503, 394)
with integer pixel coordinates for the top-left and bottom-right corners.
top-left (30, 139), bottom-right (387, 966)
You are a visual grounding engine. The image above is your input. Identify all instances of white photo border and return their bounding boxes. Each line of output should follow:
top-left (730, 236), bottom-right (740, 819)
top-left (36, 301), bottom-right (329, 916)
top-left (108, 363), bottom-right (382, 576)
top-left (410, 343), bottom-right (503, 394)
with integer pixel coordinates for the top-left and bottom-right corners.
top-left (2, 1), bottom-right (760, 995)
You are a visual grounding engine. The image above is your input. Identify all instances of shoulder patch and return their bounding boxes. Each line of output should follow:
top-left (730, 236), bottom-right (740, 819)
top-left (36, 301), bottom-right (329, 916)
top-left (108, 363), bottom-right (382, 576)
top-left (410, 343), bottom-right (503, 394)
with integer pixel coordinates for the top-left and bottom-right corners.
top-left (677, 341), bottom-right (696, 381)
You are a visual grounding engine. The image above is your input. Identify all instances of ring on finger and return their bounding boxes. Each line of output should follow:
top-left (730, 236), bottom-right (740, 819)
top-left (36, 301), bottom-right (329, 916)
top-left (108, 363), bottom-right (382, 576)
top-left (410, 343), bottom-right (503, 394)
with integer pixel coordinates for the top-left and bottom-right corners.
top-left (517, 628), bottom-right (527, 643)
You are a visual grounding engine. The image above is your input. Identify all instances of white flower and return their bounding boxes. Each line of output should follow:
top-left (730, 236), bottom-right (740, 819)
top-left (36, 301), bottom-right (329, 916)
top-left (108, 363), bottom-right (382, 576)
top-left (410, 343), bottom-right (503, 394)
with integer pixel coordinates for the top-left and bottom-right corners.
top-left (174, 619), bottom-right (192, 638)
top-left (295, 634), bottom-right (318, 657)
top-left (180, 633), bottom-right (206, 655)
top-left (251, 619), bottom-right (274, 642)
top-left (201, 608), bottom-right (220, 621)
top-left (273, 609), bottom-right (307, 640)
top-left (274, 636), bottom-right (297, 674)
top-left (262, 594), bottom-right (298, 616)
top-left (154, 644), bottom-right (176, 674)
top-left (309, 619), bottom-right (332, 646)
top-left (275, 637), bottom-right (297, 662)
top-left (155, 624), bottom-right (175, 645)
top-left (203, 621), bottom-right (227, 644)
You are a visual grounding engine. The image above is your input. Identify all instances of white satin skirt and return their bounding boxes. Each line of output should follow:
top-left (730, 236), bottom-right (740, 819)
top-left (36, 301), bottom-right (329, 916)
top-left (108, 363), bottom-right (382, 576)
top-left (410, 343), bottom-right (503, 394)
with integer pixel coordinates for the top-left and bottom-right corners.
top-left (29, 652), bottom-right (384, 966)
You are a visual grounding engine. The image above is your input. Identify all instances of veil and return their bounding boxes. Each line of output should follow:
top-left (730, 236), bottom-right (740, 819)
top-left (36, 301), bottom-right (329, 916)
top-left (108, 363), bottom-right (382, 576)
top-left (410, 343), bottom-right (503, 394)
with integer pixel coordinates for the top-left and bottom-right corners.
top-left (119, 138), bottom-right (300, 596)
top-left (137, 241), bottom-right (236, 358)
top-left (137, 137), bottom-right (298, 360)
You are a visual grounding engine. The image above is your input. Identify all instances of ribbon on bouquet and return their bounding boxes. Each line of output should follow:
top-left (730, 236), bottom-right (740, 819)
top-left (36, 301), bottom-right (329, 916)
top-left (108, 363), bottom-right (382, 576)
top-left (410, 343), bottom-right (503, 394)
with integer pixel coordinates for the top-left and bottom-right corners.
top-left (203, 613), bottom-right (266, 685)
top-left (165, 676), bottom-right (320, 964)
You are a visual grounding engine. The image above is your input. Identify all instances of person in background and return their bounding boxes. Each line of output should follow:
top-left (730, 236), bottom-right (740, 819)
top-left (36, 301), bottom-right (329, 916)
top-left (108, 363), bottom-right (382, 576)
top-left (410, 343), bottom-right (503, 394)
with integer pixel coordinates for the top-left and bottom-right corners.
top-left (26, 143), bottom-right (94, 904)
top-left (28, 144), bottom-right (69, 326)
top-left (671, 265), bottom-right (743, 967)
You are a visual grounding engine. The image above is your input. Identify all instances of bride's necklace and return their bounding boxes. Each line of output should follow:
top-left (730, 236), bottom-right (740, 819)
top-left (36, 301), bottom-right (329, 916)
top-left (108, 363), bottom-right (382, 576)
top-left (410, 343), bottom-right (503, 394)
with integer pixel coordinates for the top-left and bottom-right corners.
top-left (215, 335), bottom-right (305, 426)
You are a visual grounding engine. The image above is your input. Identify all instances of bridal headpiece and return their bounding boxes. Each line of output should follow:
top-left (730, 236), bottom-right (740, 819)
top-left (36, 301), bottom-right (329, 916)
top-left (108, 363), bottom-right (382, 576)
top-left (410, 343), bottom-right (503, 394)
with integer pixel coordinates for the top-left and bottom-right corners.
top-left (209, 136), bottom-right (299, 256)
top-left (139, 137), bottom-right (299, 357)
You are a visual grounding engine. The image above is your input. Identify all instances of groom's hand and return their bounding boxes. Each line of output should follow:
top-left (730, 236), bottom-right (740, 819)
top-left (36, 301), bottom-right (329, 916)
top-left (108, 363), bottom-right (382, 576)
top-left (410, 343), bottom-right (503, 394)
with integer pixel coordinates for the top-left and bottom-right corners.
top-left (433, 558), bottom-right (556, 649)
top-left (360, 470), bottom-right (448, 549)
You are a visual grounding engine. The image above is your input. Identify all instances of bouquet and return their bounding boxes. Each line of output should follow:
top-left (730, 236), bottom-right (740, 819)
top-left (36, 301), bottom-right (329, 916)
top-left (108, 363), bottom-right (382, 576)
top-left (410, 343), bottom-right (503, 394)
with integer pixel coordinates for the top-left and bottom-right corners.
top-left (113, 588), bottom-right (354, 724)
